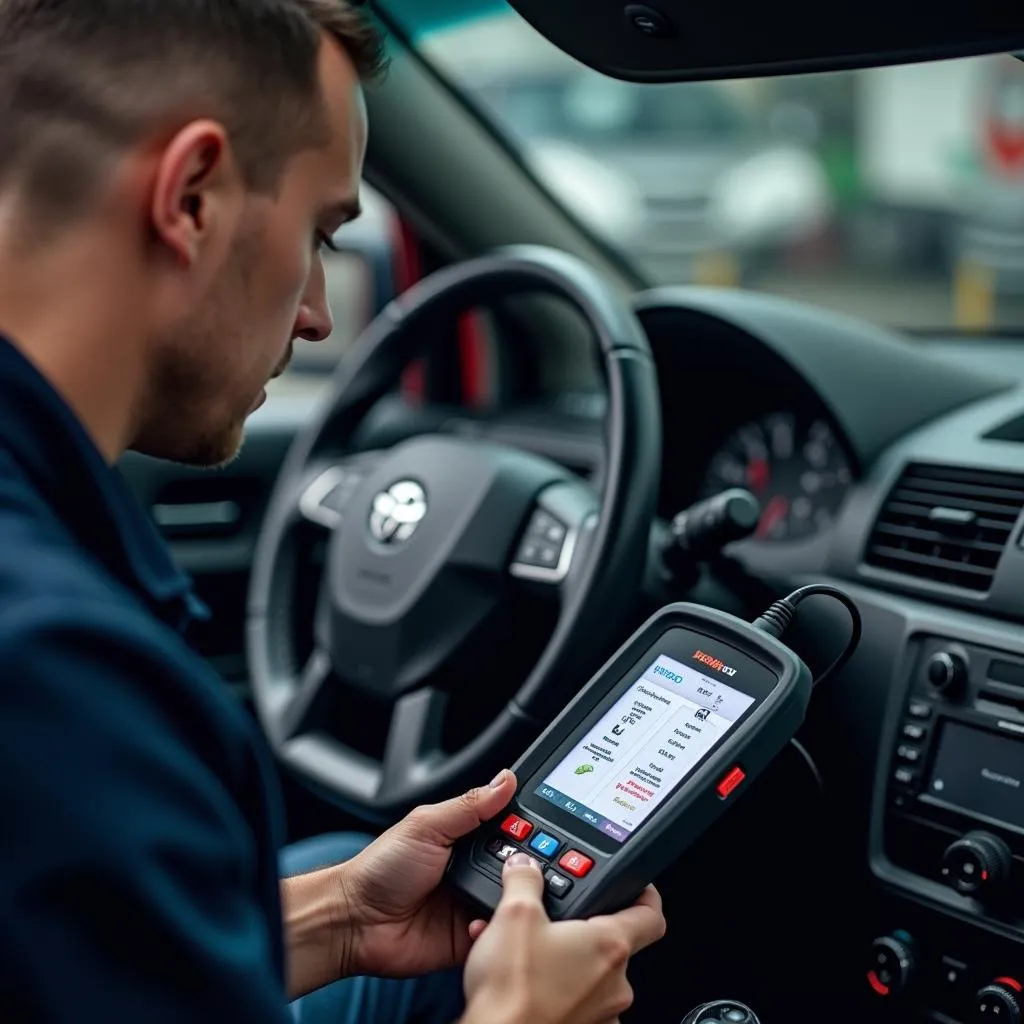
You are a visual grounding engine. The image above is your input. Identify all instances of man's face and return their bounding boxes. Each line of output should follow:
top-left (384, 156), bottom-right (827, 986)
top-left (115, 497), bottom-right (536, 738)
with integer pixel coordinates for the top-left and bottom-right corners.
top-left (134, 35), bottom-right (367, 466)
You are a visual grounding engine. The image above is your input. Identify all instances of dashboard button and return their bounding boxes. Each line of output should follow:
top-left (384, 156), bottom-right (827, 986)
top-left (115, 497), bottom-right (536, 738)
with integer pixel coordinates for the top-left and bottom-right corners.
top-left (500, 814), bottom-right (534, 842)
top-left (867, 931), bottom-right (916, 997)
top-left (558, 850), bottom-right (594, 877)
top-left (893, 766), bottom-right (916, 786)
top-left (926, 649), bottom-right (968, 700)
top-left (897, 745), bottom-right (921, 763)
top-left (939, 955), bottom-right (969, 1003)
top-left (908, 701), bottom-right (933, 719)
top-left (973, 979), bottom-right (1023, 1023)
top-left (941, 831), bottom-right (1012, 898)
top-left (901, 723), bottom-right (926, 741)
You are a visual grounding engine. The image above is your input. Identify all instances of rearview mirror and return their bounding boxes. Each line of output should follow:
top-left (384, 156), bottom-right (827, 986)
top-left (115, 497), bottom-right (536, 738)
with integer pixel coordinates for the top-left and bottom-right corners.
top-left (503, 0), bottom-right (1024, 83)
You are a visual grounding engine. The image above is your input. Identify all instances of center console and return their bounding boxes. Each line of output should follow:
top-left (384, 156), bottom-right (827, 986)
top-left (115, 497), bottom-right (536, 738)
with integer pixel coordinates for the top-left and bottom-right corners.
top-left (870, 633), bottom-right (1024, 1022)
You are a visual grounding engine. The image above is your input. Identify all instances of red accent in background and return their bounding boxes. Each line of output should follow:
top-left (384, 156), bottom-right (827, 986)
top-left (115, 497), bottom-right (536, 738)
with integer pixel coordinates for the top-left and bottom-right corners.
top-left (867, 971), bottom-right (890, 997)
top-left (746, 457), bottom-right (769, 495)
top-left (987, 125), bottom-right (1024, 176)
top-left (395, 220), bottom-right (487, 406)
top-left (394, 217), bottom-right (425, 402)
top-left (756, 494), bottom-right (789, 539)
top-left (458, 311), bottom-right (487, 407)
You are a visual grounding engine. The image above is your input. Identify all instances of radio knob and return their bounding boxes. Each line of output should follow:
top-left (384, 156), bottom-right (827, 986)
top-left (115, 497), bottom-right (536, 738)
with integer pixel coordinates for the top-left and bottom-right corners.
top-left (926, 649), bottom-right (968, 699)
top-left (867, 931), bottom-right (916, 998)
top-left (941, 830), bottom-right (1012, 897)
top-left (973, 979), bottom-right (1023, 1024)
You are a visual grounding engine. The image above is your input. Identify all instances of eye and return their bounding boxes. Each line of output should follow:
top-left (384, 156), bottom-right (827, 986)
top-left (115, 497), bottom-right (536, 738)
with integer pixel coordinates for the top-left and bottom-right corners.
top-left (315, 230), bottom-right (340, 254)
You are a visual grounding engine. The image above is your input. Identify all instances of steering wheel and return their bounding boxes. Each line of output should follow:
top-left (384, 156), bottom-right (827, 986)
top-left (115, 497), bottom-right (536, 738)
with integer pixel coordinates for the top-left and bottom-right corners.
top-left (247, 246), bottom-right (661, 819)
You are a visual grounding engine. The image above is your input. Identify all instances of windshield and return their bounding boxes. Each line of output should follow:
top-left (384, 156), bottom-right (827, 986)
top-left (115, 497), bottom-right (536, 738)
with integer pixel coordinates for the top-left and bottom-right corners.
top-left (383, 1), bottom-right (1024, 334)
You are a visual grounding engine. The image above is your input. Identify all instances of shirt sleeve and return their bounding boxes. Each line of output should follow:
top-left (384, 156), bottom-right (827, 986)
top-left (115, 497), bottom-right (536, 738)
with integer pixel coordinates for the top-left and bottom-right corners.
top-left (0, 598), bottom-right (290, 1023)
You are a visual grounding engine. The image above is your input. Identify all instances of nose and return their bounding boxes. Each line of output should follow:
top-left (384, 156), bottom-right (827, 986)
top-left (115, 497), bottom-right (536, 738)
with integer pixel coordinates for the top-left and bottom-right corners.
top-left (294, 255), bottom-right (334, 343)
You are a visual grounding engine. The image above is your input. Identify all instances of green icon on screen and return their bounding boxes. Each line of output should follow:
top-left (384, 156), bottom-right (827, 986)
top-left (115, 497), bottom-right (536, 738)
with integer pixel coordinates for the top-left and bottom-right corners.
top-left (574, 764), bottom-right (595, 775)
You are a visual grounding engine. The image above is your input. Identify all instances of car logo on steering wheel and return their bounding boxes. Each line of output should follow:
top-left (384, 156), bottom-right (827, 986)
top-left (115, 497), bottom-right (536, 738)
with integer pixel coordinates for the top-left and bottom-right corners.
top-left (368, 480), bottom-right (428, 544)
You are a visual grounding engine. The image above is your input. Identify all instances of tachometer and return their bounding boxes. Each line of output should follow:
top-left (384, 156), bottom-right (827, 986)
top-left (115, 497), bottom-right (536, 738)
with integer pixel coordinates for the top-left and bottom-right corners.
top-left (700, 412), bottom-right (852, 542)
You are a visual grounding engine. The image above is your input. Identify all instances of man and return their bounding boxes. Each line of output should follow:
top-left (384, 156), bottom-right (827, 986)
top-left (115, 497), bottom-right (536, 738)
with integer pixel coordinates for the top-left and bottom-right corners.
top-left (0, 2), bottom-right (666, 1022)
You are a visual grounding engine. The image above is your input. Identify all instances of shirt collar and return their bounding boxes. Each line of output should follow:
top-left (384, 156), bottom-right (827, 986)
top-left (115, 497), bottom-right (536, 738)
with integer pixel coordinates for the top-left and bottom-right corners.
top-left (0, 336), bottom-right (209, 628)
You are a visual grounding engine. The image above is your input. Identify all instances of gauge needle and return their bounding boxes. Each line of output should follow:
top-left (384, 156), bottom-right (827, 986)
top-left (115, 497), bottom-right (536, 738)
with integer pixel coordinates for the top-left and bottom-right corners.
top-left (756, 494), bottom-right (789, 539)
top-left (746, 457), bottom-right (770, 495)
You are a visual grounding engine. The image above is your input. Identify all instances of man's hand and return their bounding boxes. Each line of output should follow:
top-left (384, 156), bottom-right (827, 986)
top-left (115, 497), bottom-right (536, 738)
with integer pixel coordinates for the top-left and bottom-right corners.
top-left (335, 768), bottom-right (518, 979)
top-left (460, 854), bottom-right (666, 1024)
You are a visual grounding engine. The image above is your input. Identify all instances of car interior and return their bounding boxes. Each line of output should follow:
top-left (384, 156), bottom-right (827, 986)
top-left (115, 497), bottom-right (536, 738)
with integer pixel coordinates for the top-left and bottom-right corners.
top-left (119, 1), bottom-right (1024, 1020)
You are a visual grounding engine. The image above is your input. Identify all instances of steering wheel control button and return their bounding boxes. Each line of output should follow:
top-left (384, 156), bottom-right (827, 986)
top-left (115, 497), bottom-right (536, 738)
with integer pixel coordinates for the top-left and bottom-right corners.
top-left (529, 832), bottom-right (561, 859)
top-left (558, 850), bottom-right (594, 878)
top-left (623, 4), bottom-right (676, 38)
top-left (941, 831), bottom-right (1012, 897)
top-left (530, 510), bottom-right (567, 546)
top-left (299, 467), bottom-right (363, 528)
top-left (974, 978), bottom-right (1023, 1023)
top-left (500, 814), bottom-right (534, 842)
top-left (515, 510), bottom-right (569, 572)
top-left (926, 649), bottom-right (969, 700)
top-left (907, 700), bottom-right (933, 719)
top-left (544, 870), bottom-right (574, 899)
top-left (867, 931), bottom-right (916, 998)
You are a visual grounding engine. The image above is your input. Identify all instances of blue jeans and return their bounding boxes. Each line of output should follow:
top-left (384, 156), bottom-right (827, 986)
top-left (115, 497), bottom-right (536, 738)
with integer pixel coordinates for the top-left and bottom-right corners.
top-left (281, 833), bottom-right (465, 1024)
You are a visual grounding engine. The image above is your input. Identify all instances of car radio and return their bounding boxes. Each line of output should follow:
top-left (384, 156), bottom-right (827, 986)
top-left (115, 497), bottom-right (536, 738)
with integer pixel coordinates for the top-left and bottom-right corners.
top-left (882, 635), bottom-right (1024, 916)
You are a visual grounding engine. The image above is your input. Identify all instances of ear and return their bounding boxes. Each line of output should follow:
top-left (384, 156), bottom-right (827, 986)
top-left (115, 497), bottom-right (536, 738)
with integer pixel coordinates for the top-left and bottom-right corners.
top-left (149, 120), bottom-right (239, 268)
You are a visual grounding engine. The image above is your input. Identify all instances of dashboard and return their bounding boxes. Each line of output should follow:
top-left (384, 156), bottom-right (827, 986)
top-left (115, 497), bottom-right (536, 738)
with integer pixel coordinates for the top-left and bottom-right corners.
top-left (631, 290), bottom-right (1024, 1024)
top-left (123, 283), bottom-right (1024, 1024)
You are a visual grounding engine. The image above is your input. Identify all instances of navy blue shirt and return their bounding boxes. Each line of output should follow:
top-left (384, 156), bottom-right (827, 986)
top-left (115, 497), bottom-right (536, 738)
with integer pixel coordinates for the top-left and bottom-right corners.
top-left (0, 337), bottom-right (290, 1020)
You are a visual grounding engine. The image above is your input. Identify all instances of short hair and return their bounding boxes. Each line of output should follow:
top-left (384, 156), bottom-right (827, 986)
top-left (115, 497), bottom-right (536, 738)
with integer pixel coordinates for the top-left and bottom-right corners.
top-left (0, 0), bottom-right (388, 226)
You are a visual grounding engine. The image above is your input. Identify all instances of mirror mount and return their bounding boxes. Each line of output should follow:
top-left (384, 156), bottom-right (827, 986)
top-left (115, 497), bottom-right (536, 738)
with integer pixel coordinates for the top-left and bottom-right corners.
top-left (502, 0), bottom-right (1024, 83)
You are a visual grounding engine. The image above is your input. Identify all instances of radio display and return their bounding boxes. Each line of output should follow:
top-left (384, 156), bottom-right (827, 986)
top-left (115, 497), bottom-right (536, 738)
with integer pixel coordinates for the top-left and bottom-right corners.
top-left (926, 721), bottom-right (1024, 830)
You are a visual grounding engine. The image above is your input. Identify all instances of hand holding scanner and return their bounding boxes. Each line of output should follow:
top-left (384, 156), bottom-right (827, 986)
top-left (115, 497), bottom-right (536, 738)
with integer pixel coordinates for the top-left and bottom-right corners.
top-left (448, 591), bottom-right (859, 921)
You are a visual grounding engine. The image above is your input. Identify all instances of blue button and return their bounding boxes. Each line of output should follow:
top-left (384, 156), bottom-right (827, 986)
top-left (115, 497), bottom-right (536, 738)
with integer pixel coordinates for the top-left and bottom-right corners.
top-left (529, 832), bottom-right (560, 858)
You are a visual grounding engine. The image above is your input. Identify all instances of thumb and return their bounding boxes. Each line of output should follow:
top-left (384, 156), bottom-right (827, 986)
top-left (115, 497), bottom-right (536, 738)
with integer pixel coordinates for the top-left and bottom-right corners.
top-left (407, 769), bottom-right (518, 843)
top-left (499, 852), bottom-right (546, 908)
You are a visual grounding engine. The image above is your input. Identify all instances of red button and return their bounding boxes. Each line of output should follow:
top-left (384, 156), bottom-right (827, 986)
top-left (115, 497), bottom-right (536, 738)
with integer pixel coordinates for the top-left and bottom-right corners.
top-left (716, 765), bottom-right (746, 799)
top-left (500, 814), bottom-right (534, 842)
top-left (558, 850), bottom-right (594, 877)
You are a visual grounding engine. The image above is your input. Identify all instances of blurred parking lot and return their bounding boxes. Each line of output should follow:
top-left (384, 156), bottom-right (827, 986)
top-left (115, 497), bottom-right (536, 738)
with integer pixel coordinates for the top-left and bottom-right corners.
top-left (281, 20), bottom-right (1024, 388)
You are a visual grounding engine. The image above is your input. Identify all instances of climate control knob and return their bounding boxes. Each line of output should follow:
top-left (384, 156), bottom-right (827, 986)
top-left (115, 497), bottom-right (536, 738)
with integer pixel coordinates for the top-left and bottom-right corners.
top-left (867, 931), bottom-right (916, 998)
top-left (973, 978), bottom-right (1023, 1024)
top-left (926, 648), bottom-right (968, 699)
top-left (941, 830), bottom-right (1012, 898)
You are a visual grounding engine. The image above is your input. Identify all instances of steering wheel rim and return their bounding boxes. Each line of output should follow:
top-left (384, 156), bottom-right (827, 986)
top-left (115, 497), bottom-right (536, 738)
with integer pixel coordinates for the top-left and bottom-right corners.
top-left (246, 245), bottom-right (661, 819)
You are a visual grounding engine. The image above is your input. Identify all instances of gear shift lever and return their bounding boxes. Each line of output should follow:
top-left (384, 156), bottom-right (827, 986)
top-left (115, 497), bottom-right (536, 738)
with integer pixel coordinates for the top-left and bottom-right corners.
top-left (680, 1000), bottom-right (761, 1024)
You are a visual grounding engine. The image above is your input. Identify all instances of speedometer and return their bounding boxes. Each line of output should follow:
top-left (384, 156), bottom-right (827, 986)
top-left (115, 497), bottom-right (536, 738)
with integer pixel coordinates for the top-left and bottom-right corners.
top-left (700, 412), bottom-right (852, 542)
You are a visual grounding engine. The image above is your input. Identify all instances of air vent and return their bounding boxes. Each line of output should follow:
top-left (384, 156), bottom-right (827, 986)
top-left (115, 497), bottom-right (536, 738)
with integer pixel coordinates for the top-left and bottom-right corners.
top-left (866, 463), bottom-right (1024, 592)
top-left (151, 476), bottom-right (261, 540)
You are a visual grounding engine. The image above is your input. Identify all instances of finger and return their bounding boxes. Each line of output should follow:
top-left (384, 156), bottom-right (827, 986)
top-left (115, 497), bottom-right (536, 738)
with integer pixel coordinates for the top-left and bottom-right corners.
top-left (594, 885), bottom-right (666, 953)
top-left (407, 770), bottom-right (518, 843)
top-left (498, 852), bottom-right (545, 907)
top-left (467, 919), bottom-right (487, 942)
